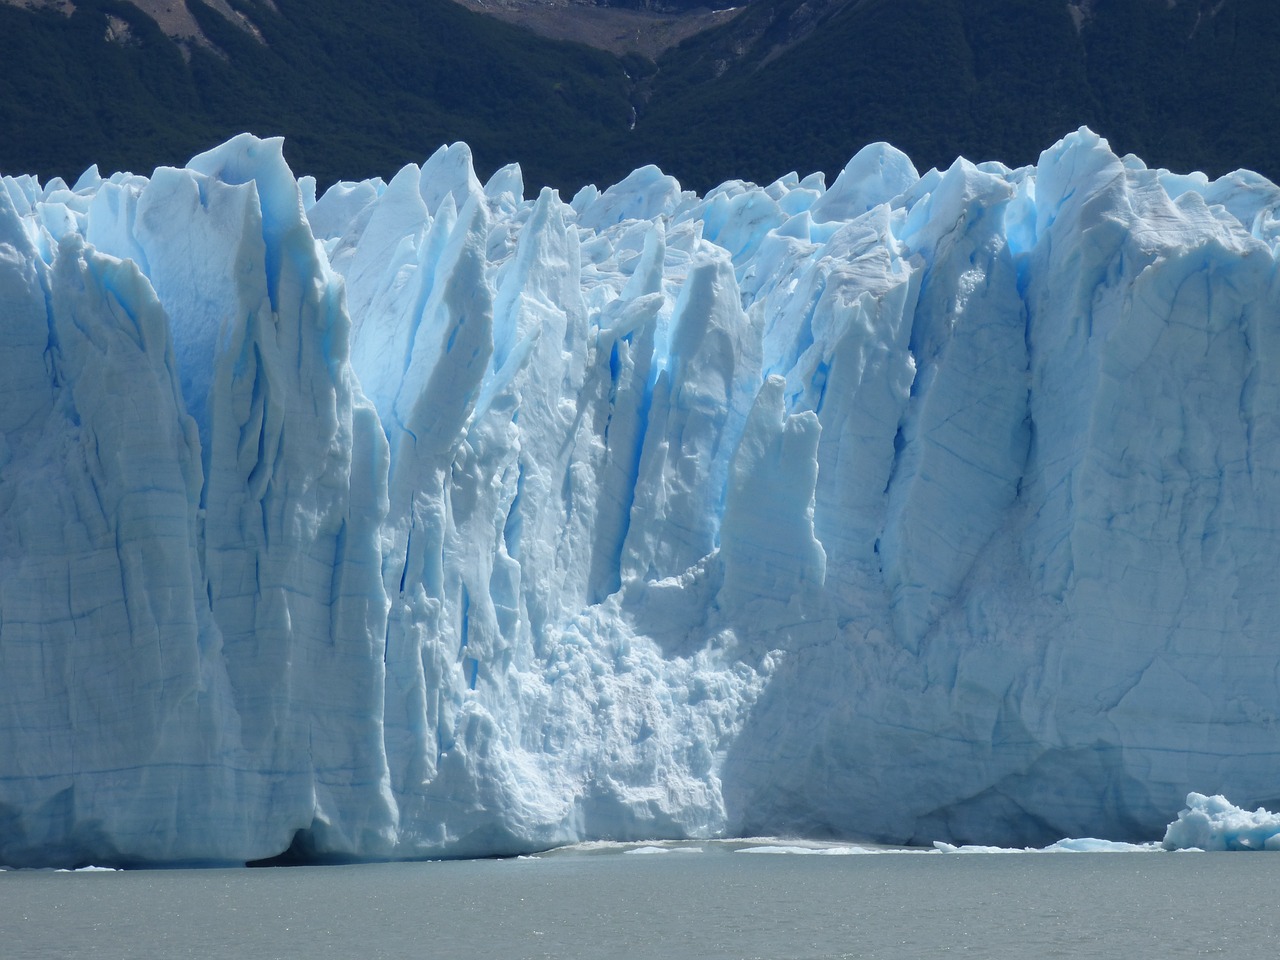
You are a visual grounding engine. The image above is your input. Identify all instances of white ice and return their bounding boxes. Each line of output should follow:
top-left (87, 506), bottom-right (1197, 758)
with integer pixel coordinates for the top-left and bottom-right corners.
top-left (2, 128), bottom-right (1280, 866)
top-left (1162, 793), bottom-right (1280, 852)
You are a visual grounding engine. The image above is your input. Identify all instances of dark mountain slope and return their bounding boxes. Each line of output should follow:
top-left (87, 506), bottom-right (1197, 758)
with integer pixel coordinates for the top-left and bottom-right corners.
top-left (1, 0), bottom-right (1277, 194)
top-left (0, 0), bottom-right (633, 190)
top-left (1080, 0), bottom-right (1280, 177)
top-left (624, 0), bottom-right (1279, 190)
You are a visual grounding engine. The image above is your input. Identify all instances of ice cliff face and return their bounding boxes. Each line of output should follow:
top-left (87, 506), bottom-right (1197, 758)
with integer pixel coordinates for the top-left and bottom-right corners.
top-left (2, 129), bottom-right (1279, 866)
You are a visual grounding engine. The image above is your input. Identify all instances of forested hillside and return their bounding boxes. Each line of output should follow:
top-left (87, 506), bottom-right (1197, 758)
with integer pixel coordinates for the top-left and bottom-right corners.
top-left (0, 0), bottom-right (633, 190)
top-left (629, 0), bottom-right (1280, 189)
top-left (1, 0), bottom-right (1276, 192)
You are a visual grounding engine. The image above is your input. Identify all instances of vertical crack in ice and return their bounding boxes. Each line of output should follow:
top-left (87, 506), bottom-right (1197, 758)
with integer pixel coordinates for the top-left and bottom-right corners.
top-left (5, 128), bottom-right (1280, 863)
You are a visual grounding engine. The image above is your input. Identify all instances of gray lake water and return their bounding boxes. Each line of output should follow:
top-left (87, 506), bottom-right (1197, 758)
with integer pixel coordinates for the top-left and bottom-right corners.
top-left (2, 840), bottom-right (1278, 959)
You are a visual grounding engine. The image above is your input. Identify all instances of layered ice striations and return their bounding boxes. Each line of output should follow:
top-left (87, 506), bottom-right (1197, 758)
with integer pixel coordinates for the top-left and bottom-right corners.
top-left (2, 129), bottom-right (1280, 866)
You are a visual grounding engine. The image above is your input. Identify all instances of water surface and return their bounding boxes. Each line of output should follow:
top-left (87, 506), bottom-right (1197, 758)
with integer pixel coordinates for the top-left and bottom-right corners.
top-left (3, 840), bottom-right (1276, 959)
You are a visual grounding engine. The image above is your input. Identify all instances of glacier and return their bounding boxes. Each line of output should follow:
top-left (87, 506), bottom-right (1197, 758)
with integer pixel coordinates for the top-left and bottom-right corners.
top-left (2, 128), bottom-right (1280, 867)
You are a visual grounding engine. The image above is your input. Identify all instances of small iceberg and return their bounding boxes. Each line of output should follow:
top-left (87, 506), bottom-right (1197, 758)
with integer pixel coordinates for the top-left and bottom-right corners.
top-left (1162, 793), bottom-right (1280, 851)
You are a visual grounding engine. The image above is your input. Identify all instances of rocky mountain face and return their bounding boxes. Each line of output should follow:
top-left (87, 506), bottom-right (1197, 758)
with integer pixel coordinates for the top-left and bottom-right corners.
top-left (1, 0), bottom-right (264, 51)
top-left (444, 0), bottom-right (740, 59)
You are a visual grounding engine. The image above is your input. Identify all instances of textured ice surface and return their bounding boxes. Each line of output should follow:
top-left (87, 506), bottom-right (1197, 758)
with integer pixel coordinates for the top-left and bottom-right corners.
top-left (932, 839), bottom-right (1159, 854)
top-left (1162, 793), bottom-right (1280, 852)
top-left (3, 129), bottom-right (1280, 866)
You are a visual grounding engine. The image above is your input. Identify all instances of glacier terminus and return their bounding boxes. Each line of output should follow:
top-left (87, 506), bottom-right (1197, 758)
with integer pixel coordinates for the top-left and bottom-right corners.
top-left (2, 128), bottom-right (1280, 867)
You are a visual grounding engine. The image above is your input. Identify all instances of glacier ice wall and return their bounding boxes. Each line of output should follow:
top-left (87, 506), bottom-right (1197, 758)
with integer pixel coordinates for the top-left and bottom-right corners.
top-left (2, 129), bottom-right (1280, 865)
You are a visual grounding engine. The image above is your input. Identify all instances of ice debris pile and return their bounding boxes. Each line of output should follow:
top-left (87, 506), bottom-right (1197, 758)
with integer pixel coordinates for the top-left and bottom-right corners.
top-left (935, 791), bottom-right (1280, 854)
top-left (1162, 793), bottom-right (1280, 852)
top-left (3, 128), bottom-right (1280, 867)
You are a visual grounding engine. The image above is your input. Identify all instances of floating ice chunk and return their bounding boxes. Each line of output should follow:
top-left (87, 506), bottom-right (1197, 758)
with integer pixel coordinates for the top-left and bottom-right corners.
top-left (933, 839), bottom-right (1159, 854)
top-left (933, 843), bottom-right (1022, 854)
top-left (1162, 794), bottom-right (1280, 852)
top-left (1043, 838), bottom-right (1160, 853)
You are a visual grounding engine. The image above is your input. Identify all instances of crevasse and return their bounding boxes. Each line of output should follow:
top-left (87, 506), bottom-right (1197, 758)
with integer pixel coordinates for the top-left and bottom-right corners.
top-left (1, 128), bottom-right (1279, 866)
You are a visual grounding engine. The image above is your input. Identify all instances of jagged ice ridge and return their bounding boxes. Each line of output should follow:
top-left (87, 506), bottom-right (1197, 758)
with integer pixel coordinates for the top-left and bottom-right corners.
top-left (2, 128), bottom-right (1280, 866)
